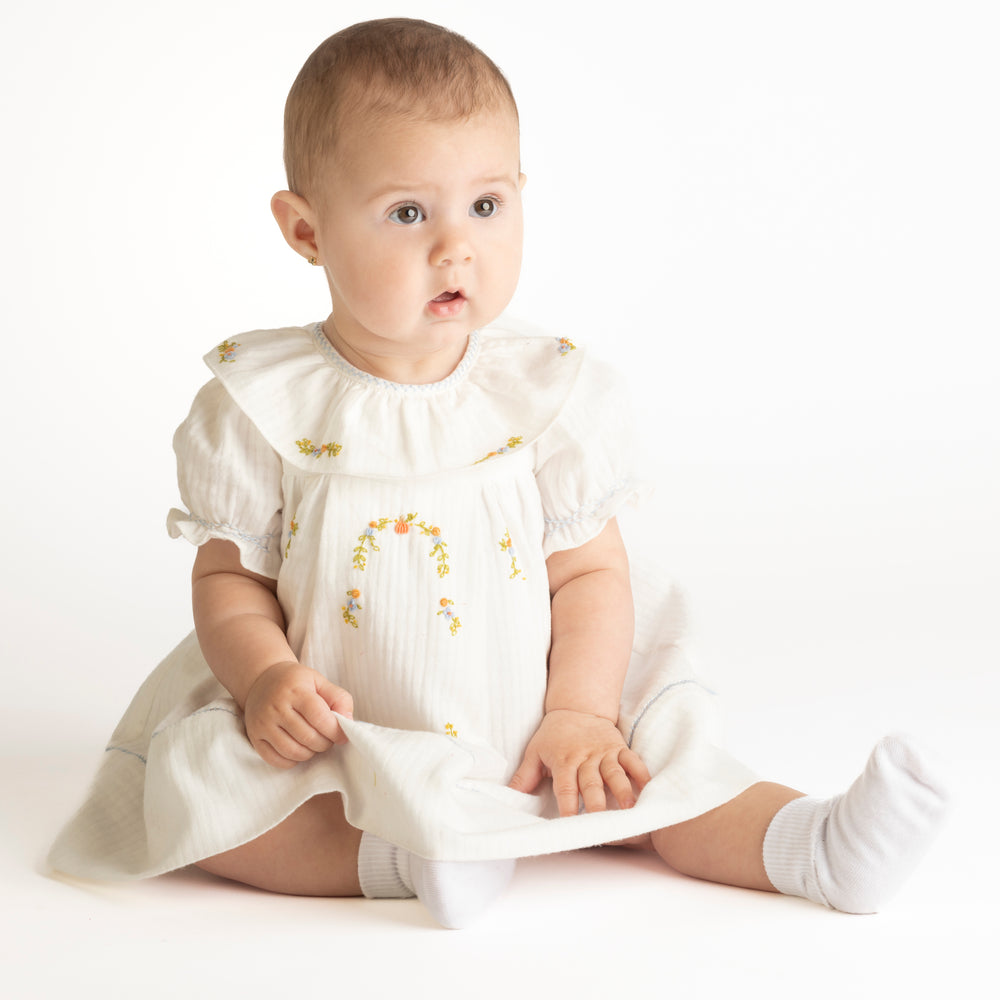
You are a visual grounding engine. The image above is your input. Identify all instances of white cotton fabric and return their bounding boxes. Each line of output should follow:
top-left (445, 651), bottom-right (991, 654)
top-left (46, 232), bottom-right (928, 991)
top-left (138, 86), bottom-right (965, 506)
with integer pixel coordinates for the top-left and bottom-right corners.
top-left (49, 320), bottom-right (757, 880)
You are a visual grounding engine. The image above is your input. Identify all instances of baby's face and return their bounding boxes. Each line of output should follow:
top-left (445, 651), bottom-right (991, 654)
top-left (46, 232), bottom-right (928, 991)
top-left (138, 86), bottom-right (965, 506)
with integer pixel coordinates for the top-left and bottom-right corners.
top-left (311, 106), bottom-right (525, 382)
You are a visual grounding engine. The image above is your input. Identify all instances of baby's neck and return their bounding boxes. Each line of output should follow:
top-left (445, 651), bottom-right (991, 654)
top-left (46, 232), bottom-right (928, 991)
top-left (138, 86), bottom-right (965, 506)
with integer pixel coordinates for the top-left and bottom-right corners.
top-left (320, 320), bottom-right (470, 385)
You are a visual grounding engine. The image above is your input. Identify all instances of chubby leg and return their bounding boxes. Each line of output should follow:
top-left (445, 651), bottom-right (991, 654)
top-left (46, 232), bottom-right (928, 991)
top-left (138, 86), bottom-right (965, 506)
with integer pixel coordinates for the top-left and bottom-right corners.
top-left (651, 782), bottom-right (802, 891)
top-left (195, 793), bottom-right (512, 928)
top-left (650, 735), bottom-right (949, 912)
top-left (195, 792), bottom-right (363, 896)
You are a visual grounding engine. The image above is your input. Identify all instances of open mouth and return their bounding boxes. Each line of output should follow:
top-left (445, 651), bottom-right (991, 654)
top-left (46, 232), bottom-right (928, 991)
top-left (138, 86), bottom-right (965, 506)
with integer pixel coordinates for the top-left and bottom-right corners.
top-left (428, 290), bottom-right (466, 317)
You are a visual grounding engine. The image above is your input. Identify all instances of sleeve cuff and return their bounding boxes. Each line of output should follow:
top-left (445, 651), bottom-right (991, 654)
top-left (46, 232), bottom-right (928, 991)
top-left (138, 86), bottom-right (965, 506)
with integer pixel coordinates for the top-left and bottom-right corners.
top-left (541, 479), bottom-right (650, 558)
top-left (166, 508), bottom-right (282, 579)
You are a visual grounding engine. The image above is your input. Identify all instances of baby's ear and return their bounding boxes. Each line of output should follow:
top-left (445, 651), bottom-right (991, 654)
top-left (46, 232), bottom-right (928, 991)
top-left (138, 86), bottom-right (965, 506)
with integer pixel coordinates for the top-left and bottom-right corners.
top-left (270, 190), bottom-right (321, 263)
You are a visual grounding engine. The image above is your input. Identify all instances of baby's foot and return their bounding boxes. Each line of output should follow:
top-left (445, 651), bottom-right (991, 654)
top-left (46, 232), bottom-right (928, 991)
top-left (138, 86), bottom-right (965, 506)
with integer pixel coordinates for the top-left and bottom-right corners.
top-left (358, 831), bottom-right (515, 928)
top-left (405, 855), bottom-right (517, 929)
top-left (763, 734), bottom-right (950, 912)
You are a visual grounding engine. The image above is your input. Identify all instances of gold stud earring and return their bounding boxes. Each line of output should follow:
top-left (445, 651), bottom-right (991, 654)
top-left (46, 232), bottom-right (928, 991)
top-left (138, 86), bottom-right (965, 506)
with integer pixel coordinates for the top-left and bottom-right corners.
top-left (307, 255), bottom-right (320, 266)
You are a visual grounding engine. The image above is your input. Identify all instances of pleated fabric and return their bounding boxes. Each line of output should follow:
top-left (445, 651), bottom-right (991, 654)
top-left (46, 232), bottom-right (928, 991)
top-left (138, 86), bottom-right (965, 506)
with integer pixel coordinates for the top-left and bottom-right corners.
top-left (49, 320), bottom-right (756, 879)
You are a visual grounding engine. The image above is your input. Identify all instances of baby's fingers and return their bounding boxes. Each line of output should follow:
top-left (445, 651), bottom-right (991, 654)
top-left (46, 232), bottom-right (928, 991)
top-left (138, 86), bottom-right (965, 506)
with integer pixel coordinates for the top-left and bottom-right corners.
top-left (296, 695), bottom-right (349, 747)
top-left (578, 758), bottom-right (609, 814)
top-left (254, 741), bottom-right (295, 770)
top-left (314, 675), bottom-right (355, 726)
top-left (551, 763), bottom-right (585, 818)
top-left (600, 753), bottom-right (639, 810)
top-left (509, 751), bottom-right (545, 796)
top-left (250, 730), bottom-right (312, 769)
top-left (288, 711), bottom-right (338, 754)
top-left (620, 748), bottom-right (652, 791)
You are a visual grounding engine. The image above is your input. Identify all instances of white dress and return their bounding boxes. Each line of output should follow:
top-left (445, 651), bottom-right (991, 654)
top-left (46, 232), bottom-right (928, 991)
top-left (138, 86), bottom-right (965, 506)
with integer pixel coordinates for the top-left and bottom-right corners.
top-left (48, 320), bottom-right (756, 880)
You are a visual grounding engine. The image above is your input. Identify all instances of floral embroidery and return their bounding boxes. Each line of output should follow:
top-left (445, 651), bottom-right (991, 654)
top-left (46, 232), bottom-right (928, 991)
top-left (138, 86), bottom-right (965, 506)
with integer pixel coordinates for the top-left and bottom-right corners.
top-left (437, 598), bottom-right (462, 635)
top-left (425, 525), bottom-right (449, 577)
top-left (445, 723), bottom-right (459, 738)
top-left (342, 589), bottom-right (362, 628)
top-left (217, 339), bottom-right (239, 363)
top-left (475, 436), bottom-right (523, 465)
top-left (558, 337), bottom-right (576, 356)
top-left (296, 438), bottom-right (342, 459)
top-left (285, 516), bottom-right (298, 558)
top-left (353, 514), bottom-right (449, 577)
top-left (353, 517), bottom-right (393, 570)
top-left (499, 530), bottom-right (523, 580)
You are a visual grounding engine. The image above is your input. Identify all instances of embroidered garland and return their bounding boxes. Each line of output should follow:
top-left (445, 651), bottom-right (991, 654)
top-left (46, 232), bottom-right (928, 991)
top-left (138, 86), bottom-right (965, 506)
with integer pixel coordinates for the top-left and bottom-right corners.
top-left (475, 436), bottom-right (523, 465)
top-left (499, 530), bottom-right (523, 580)
top-left (353, 513), bottom-right (449, 577)
top-left (296, 438), bottom-right (342, 459)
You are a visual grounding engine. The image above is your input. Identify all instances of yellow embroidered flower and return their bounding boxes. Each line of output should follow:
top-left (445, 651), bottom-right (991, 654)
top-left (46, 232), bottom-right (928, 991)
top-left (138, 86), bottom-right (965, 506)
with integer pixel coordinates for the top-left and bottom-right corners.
top-left (475, 436), bottom-right (523, 464)
top-left (499, 530), bottom-right (523, 579)
top-left (342, 589), bottom-right (362, 628)
top-left (437, 598), bottom-right (461, 635)
top-left (217, 340), bottom-right (240, 363)
top-left (296, 438), bottom-right (342, 459)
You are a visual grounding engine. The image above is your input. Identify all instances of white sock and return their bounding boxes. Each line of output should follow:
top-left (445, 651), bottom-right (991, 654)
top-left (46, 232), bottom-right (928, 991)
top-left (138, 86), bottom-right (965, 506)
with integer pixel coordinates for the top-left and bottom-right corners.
top-left (357, 832), bottom-right (516, 929)
top-left (762, 734), bottom-right (949, 913)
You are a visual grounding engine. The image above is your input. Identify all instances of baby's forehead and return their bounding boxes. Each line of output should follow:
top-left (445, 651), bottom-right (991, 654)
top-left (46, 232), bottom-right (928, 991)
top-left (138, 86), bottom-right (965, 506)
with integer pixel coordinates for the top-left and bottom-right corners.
top-left (337, 77), bottom-right (517, 132)
top-left (307, 106), bottom-right (520, 206)
top-left (331, 97), bottom-right (519, 157)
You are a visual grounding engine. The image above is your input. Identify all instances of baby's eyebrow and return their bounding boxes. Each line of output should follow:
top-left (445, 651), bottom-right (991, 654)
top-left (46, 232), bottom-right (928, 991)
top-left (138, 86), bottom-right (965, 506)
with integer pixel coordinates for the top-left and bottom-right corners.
top-left (364, 182), bottom-right (423, 204)
top-left (473, 173), bottom-right (520, 189)
top-left (365, 173), bottom-right (520, 204)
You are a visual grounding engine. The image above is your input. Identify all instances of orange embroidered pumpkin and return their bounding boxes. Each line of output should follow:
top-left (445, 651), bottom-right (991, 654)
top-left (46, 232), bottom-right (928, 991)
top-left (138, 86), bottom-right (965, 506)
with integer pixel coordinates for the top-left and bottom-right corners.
top-left (394, 517), bottom-right (410, 534)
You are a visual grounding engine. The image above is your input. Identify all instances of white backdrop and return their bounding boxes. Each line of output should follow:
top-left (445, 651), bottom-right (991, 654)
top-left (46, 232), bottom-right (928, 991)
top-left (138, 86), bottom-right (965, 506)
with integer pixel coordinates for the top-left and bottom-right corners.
top-left (1, 0), bottom-right (997, 994)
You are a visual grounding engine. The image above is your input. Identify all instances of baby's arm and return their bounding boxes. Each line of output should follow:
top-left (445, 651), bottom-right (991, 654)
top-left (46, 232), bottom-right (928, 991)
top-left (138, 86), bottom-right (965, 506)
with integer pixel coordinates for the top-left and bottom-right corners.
top-left (509, 519), bottom-right (650, 816)
top-left (192, 538), bottom-right (353, 769)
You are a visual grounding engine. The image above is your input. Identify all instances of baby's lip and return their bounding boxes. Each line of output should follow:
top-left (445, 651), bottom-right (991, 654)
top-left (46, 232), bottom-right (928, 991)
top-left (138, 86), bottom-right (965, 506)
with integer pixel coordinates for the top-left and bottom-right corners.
top-left (427, 289), bottom-right (467, 317)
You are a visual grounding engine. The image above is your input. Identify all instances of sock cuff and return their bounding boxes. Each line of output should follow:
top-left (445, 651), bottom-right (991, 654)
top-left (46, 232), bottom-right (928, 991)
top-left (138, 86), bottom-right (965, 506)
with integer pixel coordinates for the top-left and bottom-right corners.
top-left (762, 795), bottom-right (834, 907)
top-left (357, 832), bottom-right (415, 899)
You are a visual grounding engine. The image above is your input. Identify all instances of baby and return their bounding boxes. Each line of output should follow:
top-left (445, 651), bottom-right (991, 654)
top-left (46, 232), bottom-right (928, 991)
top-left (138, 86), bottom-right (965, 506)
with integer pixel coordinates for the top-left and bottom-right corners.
top-left (49, 18), bottom-right (948, 928)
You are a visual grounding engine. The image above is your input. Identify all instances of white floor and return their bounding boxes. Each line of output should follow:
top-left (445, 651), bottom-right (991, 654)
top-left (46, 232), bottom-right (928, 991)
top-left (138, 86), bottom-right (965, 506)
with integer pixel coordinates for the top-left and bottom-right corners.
top-left (6, 655), bottom-right (993, 1000)
top-left (3, 2), bottom-right (997, 995)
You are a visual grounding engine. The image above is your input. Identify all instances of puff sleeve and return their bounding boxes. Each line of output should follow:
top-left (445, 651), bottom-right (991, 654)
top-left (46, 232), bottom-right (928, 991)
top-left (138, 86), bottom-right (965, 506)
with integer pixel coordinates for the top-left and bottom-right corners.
top-left (166, 378), bottom-right (285, 578)
top-left (534, 353), bottom-right (646, 558)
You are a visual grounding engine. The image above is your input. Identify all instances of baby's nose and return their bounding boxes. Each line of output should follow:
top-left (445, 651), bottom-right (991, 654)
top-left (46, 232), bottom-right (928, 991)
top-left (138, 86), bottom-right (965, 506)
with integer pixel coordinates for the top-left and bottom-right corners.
top-left (431, 224), bottom-right (474, 266)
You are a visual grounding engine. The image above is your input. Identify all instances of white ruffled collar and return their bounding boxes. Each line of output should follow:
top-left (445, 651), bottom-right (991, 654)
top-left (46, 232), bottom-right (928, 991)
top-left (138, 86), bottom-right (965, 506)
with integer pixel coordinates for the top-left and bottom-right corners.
top-left (205, 318), bottom-right (584, 477)
top-left (308, 322), bottom-right (483, 395)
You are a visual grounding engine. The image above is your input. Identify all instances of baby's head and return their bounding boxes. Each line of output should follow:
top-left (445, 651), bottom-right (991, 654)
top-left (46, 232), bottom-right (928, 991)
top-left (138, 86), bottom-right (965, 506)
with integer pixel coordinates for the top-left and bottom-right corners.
top-left (282, 18), bottom-right (519, 205)
top-left (272, 19), bottom-right (526, 384)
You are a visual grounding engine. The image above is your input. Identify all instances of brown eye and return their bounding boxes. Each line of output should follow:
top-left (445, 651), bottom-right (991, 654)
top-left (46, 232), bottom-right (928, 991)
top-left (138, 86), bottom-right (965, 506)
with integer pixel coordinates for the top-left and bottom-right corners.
top-left (471, 198), bottom-right (498, 218)
top-left (389, 204), bottom-right (424, 225)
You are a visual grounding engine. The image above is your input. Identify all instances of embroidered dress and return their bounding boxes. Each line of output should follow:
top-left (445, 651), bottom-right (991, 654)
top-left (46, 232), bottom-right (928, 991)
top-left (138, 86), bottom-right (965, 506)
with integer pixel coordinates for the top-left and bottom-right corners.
top-left (49, 320), bottom-right (756, 879)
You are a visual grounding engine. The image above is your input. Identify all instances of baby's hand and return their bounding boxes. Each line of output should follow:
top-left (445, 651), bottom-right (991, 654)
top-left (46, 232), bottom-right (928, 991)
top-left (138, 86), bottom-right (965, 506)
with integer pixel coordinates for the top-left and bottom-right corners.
top-left (243, 661), bottom-right (353, 769)
top-left (508, 709), bottom-right (651, 818)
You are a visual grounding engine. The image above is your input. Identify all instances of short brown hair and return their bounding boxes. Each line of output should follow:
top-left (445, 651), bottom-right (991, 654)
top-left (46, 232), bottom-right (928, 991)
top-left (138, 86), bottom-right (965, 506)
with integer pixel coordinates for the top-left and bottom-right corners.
top-left (282, 18), bottom-right (519, 199)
